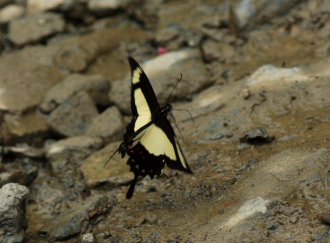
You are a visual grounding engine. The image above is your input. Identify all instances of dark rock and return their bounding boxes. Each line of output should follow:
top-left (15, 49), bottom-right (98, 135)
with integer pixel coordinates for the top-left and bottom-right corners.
top-left (0, 183), bottom-right (29, 243)
top-left (47, 91), bottom-right (99, 137)
top-left (8, 12), bottom-right (66, 46)
top-left (240, 127), bottom-right (275, 144)
top-left (85, 106), bottom-right (124, 143)
top-left (40, 74), bottom-right (111, 114)
top-left (39, 195), bottom-right (114, 242)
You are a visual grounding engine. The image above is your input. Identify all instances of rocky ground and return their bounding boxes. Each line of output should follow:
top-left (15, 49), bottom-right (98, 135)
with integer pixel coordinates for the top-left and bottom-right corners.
top-left (1, 0), bottom-right (330, 242)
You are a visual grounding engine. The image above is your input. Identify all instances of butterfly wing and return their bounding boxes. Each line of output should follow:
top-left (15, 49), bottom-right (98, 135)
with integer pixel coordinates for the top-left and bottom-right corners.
top-left (129, 57), bottom-right (160, 131)
top-left (122, 57), bottom-right (192, 198)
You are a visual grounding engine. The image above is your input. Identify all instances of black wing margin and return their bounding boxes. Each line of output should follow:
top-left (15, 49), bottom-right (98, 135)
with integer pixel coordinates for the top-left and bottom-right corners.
top-left (128, 57), bottom-right (160, 117)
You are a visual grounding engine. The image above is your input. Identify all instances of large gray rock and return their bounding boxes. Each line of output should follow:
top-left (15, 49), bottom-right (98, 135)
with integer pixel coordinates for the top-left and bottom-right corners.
top-left (85, 106), bottom-right (124, 143)
top-left (110, 48), bottom-right (211, 114)
top-left (0, 183), bottom-right (29, 243)
top-left (40, 74), bottom-right (111, 113)
top-left (8, 12), bottom-right (66, 46)
top-left (47, 91), bottom-right (99, 137)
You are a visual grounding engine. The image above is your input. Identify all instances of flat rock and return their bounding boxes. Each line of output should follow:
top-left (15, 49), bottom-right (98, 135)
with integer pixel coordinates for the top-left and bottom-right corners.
top-left (110, 48), bottom-right (211, 114)
top-left (8, 12), bottom-right (65, 46)
top-left (27, 0), bottom-right (76, 14)
top-left (39, 194), bottom-right (114, 242)
top-left (47, 91), bottom-right (99, 137)
top-left (85, 106), bottom-right (124, 143)
top-left (0, 4), bottom-right (24, 24)
top-left (46, 135), bottom-right (104, 163)
top-left (4, 111), bottom-right (49, 145)
top-left (40, 74), bottom-right (111, 113)
top-left (80, 142), bottom-right (131, 188)
top-left (0, 183), bottom-right (29, 243)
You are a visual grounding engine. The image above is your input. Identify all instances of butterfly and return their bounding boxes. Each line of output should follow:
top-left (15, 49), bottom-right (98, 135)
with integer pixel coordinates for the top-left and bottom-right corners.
top-left (111, 57), bottom-right (192, 199)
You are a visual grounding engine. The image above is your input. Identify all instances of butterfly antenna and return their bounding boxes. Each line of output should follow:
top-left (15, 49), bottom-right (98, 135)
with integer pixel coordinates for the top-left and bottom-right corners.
top-left (169, 112), bottom-right (187, 145)
top-left (103, 146), bottom-right (120, 167)
top-left (166, 73), bottom-right (183, 103)
top-left (173, 108), bottom-right (195, 126)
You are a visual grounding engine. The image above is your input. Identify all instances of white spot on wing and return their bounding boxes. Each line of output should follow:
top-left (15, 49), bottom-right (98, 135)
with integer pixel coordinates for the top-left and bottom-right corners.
top-left (132, 68), bottom-right (142, 84)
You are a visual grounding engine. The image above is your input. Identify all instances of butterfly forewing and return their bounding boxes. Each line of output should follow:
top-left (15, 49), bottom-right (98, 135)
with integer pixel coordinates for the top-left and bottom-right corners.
top-left (129, 57), bottom-right (160, 132)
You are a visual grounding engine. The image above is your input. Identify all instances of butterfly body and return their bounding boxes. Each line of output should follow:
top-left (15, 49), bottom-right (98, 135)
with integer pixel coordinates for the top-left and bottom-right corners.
top-left (114, 57), bottom-right (192, 199)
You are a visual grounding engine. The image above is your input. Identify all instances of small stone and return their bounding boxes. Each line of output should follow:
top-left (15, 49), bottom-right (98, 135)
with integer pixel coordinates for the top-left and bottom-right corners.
top-left (0, 4), bottom-right (24, 24)
top-left (240, 127), bottom-right (275, 144)
top-left (81, 233), bottom-right (96, 243)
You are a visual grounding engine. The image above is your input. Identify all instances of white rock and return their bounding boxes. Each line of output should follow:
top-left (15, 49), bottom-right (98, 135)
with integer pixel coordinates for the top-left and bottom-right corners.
top-left (0, 4), bottom-right (24, 24)
top-left (88, 0), bottom-right (130, 14)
